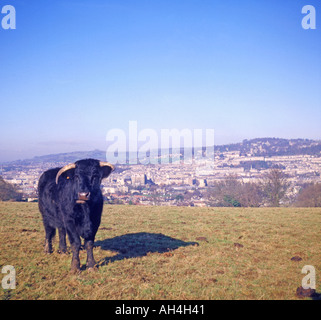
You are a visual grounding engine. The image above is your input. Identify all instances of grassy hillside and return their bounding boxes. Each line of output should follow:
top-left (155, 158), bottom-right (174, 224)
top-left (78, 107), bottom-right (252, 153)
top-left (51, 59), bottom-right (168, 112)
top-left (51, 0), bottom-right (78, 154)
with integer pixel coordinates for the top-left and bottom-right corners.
top-left (0, 202), bottom-right (320, 300)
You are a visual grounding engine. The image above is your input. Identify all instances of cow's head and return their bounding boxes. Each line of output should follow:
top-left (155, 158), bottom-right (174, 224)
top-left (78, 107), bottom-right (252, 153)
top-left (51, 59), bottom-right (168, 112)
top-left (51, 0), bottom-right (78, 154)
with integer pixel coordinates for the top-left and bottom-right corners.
top-left (55, 159), bottom-right (114, 204)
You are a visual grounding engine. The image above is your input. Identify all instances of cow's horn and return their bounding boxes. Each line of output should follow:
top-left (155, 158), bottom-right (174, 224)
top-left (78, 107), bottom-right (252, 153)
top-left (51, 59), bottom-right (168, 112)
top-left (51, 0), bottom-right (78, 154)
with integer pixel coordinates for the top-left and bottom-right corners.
top-left (55, 163), bottom-right (76, 184)
top-left (99, 161), bottom-right (115, 171)
top-left (99, 161), bottom-right (115, 178)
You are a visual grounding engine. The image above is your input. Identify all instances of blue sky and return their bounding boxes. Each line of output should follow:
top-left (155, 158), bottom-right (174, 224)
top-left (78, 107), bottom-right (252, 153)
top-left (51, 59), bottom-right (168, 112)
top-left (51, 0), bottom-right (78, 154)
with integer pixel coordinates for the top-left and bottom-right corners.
top-left (0, 0), bottom-right (320, 161)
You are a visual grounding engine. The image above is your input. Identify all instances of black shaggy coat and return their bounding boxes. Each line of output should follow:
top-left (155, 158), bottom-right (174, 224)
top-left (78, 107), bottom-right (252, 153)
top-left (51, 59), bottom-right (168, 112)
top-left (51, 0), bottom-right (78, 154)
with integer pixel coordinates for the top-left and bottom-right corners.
top-left (38, 159), bottom-right (113, 272)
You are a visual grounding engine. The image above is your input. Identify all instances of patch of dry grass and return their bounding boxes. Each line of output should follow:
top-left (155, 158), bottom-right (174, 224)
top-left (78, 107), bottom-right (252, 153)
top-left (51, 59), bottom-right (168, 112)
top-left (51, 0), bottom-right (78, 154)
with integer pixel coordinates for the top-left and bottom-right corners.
top-left (0, 202), bottom-right (320, 300)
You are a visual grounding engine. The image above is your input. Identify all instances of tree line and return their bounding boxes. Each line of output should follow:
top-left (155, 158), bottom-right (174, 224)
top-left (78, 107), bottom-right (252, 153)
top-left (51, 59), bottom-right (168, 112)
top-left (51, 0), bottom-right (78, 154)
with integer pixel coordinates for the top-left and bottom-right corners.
top-left (0, 176), bottom-right (22, 201)
top-left (205, 168), bottom-right (321, 207)
top-left (0, 170), bottom-right (320, 207)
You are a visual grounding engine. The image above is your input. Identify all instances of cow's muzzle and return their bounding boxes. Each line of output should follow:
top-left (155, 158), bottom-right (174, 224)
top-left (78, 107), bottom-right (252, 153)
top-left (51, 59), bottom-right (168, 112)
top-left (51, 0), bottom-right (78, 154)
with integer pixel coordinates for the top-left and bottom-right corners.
top-left (76, 192), bottom-right (91, 204)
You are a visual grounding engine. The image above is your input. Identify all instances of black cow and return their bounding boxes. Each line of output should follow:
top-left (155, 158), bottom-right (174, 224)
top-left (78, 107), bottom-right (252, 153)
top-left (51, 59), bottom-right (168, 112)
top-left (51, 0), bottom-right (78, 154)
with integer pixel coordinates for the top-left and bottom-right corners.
top-left (38, 159), bottom-right (114, 272)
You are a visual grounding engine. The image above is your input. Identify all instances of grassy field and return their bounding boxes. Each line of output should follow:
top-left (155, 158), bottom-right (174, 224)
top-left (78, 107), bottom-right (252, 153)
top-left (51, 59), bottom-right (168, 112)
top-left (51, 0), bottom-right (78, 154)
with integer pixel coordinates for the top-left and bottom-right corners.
top-left (0, 202), bottom-right (320, 300)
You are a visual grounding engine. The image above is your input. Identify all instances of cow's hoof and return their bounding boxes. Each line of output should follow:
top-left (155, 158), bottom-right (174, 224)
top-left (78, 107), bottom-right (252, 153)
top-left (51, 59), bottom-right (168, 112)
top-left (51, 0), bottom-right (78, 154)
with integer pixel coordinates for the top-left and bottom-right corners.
top-left (44, 242), bottom-right (53, 254)
top-left (70, 268), bottom-right (81, 275)
top-left (57, 249), bottom-right (69, 255)
top-left (70, 260), bottom-right (81, 274)
top-left (87, 266), bottom-right (98, 273)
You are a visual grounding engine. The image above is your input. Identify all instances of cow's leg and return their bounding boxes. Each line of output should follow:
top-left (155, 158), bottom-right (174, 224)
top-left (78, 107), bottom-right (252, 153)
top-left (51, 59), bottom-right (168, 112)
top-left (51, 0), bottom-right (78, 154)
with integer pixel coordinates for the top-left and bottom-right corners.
top-left (66, 226), bottom-right (81, 272)
top-left (44, 224), bottom-right (56, 254)
top-left (58, 227), bottom-right (67, 253)
top-left (84, 239), bottom-right (96, 270)
top-left (70, 241), bottom-right (81, 272)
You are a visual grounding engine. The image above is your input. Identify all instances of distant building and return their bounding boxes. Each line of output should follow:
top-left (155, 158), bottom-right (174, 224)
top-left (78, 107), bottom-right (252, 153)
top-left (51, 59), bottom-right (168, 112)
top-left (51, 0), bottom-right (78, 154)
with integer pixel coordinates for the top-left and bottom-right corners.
top-left (132, 174), bottom-right (146, 186)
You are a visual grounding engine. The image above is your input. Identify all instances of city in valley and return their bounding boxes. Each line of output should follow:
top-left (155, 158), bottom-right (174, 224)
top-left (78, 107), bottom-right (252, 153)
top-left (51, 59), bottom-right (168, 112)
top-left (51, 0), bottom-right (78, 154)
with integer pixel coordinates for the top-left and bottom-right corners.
top-left (1, 138), bottom-right (321, 207)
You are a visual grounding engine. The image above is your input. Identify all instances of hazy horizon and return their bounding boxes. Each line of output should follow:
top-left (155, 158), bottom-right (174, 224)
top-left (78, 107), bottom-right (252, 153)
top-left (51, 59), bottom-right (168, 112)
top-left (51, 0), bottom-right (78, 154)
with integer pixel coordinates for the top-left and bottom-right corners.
top-left (1, 1), bottom-right (320, 162)
top-left (2, 135), bottom-right (320, 164)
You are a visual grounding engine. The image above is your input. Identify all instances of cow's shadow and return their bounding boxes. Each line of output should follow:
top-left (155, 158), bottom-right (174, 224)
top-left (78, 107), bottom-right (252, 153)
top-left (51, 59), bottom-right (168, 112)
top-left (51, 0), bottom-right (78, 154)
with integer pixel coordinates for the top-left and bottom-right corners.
top-left (95, 232), bottom-right (198, 267)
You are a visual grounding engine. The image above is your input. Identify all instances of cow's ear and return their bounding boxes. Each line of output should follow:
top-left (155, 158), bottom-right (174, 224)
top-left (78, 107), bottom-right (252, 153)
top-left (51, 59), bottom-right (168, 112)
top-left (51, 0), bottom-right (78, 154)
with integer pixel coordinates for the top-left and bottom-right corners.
top-left (99, 162), bottom-right (115, 179)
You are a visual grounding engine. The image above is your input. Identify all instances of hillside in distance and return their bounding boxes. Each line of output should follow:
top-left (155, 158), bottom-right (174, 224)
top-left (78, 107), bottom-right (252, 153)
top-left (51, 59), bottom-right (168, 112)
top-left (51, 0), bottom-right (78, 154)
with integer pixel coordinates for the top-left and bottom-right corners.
top-left (215, 138), bottom-right (321, 157)
top-left (5, 150), bottom-right (107, 166)
top-left (4, 137), bottom-right (321, 166)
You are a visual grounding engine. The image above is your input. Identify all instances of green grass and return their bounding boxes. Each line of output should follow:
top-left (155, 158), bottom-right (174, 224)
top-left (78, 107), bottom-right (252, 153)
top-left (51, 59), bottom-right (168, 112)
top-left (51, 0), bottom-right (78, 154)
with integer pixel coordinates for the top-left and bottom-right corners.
top-left (0, 202), bottom-right (320, 300)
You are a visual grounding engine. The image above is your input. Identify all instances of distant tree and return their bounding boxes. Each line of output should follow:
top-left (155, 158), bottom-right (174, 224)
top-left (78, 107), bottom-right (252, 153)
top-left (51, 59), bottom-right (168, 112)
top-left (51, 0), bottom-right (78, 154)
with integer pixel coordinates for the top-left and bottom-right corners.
top-left (150, 193), bottom-right (161, 205)
top-left (261, 168), bottom-right (289, 207)
top-left (238, 182), bottom-right (264, 207)
top-left (295, 183), bottom-right (321, 207)
top-left (175, 194), bottom-right (184, 202)
top-left (192, 189), bottom-right (202, 197)
top-left (223, 195), bottom-right (241, 207)
top-left (208, 175), bottom-right (243, 207)
top-left (206, 175), bottom-right (264, 207)
top-left (0, 176), bottom-right (23, 201)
